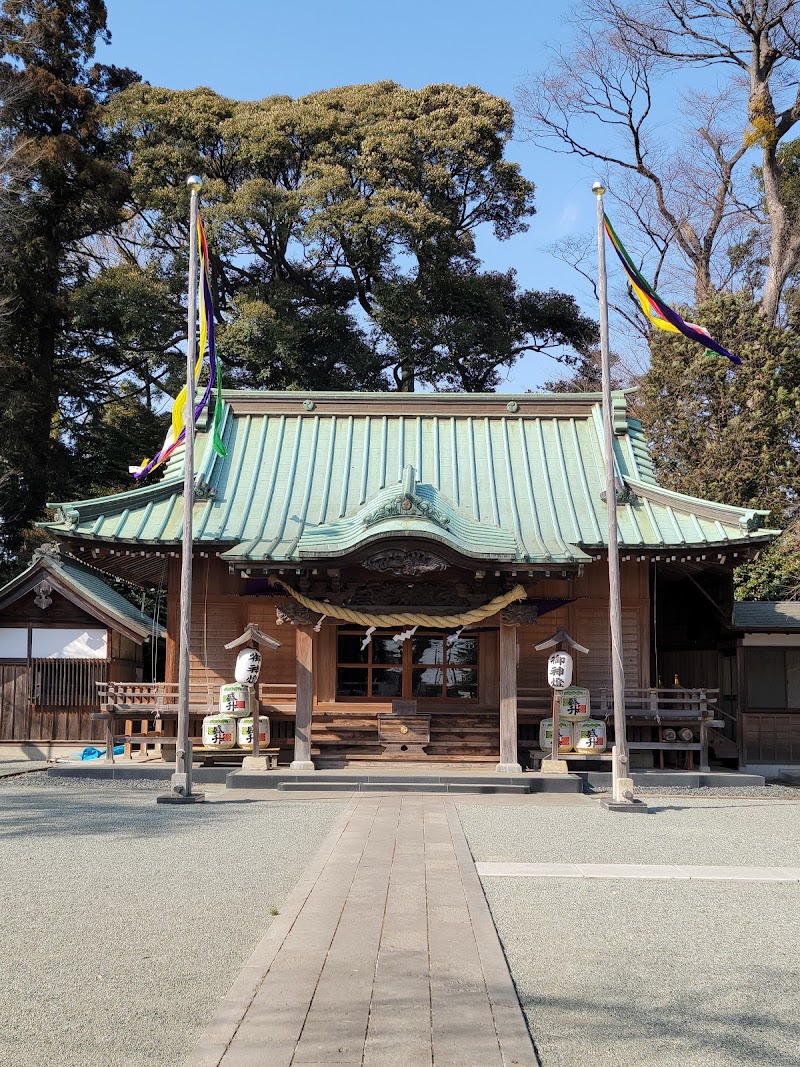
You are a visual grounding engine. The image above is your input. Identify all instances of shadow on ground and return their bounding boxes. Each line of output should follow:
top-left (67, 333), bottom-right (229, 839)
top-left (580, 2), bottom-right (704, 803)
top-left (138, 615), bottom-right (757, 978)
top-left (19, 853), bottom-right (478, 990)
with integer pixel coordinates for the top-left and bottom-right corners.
top-left (520, 973), bottom-right (800, 1067)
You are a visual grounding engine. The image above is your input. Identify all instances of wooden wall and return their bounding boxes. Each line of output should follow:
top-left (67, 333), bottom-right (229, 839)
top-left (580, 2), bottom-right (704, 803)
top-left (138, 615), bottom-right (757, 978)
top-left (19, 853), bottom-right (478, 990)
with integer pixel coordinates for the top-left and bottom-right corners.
top-left (176, 556), bottom-right (295, 691)
top-left (0, 589), bottom-right (100, 628)
top-left (176, 557), bottom-right (651, 707)
top-left (517, 560), bottom-right (650, 692)
top-left (0, 588), bottom-right (142, 743)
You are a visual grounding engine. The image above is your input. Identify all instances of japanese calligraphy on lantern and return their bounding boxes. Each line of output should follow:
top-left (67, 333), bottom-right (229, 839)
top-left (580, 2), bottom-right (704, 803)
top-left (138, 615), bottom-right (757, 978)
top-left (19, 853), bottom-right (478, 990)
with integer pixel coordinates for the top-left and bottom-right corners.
top-left (235, 648), bottom-right (262, 685)
top-left (547, 651), bottom-right (573, 690)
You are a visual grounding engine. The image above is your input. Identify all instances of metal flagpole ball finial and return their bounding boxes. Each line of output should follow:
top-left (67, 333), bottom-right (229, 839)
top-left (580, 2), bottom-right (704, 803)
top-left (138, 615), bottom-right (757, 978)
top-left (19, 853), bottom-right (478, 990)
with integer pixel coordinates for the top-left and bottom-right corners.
top-left (187, 175), bottom-right (203, 190)
top-left (592, 181), bottom-right (606, 196)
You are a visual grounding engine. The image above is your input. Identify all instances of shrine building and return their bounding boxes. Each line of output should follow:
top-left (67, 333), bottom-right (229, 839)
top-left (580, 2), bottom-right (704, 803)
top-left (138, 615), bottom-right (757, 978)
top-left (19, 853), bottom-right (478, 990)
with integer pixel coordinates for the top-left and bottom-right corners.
top-left (25, 389), bottom-right (784, 771)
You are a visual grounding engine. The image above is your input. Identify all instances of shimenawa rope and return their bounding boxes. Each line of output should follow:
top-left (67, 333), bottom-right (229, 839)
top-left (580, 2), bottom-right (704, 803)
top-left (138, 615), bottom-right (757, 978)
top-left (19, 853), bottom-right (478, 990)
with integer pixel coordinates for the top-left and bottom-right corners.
top-left (274, 580), bottom-right (528, 629)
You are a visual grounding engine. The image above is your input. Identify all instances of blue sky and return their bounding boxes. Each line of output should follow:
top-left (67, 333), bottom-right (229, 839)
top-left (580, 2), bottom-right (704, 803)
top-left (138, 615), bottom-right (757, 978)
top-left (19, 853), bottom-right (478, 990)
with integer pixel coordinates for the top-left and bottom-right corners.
top-left (101, 0), bottom-right (607, 391)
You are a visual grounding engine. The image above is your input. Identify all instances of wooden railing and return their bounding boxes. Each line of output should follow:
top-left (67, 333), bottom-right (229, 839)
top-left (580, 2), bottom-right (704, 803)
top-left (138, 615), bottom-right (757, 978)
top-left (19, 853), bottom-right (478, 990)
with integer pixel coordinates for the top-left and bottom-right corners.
top-left (517, 686), bottom-right (720, 719)
top-left (94, 681), bottom-right (298, 759)
top-left (518, 686), bottom-right (724, 772)
top-left (93, 681), bottom-right (723, 769)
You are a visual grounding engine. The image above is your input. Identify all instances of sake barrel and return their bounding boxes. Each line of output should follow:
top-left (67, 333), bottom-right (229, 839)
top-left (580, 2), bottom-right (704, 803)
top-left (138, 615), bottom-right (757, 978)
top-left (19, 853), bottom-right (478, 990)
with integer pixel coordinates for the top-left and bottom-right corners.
top-left (678, 727), bottom-right (694, 743)
top-left (219, 683), bottom-right (250, 718)
top-left (237, 716), bottom-right (270, 750)
top-left (558, 686), bottom-right (590, 721)
top-left (663, 727), bottom-right (678, 742)
top-left (235, 647), bottom-right (262, 685)
top-left (202, 714), bottom-right (236, 749)
top-left (573, 718), bottom-right (607, 753)
top-left (539, 717), bottom-right (573, 753)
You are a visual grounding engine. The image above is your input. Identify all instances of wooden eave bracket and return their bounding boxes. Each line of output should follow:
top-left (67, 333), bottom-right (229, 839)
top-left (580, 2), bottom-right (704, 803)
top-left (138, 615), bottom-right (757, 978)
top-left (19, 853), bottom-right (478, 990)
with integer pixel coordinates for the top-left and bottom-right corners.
top-left (533, 628), bottom-right (589, 654)
top-left (224, 622), bottom-right (282, 651)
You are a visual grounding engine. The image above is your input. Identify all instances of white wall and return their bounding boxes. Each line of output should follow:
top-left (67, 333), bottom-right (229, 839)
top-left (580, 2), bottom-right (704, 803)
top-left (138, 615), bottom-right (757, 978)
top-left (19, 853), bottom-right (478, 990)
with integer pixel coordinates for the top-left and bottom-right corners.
top-left (30, 628), bottom-right (108, 659)
top-left (0, 628), bottom-right (28, 658)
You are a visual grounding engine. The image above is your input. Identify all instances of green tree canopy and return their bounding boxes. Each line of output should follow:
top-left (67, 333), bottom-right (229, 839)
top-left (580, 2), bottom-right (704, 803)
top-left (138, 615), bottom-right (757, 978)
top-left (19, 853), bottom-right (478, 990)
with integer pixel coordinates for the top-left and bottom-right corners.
top-left (635, 293), bottom-right (800, 599)
top-left (109, 81), bottom-right (597, 394)
top-left (0, 0), bottom-right (141, 567)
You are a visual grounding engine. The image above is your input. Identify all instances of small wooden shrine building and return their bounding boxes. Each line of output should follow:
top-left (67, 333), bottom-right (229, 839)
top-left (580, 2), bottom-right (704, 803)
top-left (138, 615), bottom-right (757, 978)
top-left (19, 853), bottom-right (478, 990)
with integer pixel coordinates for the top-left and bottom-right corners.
top-left (0, 544), bottom-right (162, 746)
top-left (732, 601), bottom-right (800, 769)
top-left (37, 390), bottom-right (779, 769)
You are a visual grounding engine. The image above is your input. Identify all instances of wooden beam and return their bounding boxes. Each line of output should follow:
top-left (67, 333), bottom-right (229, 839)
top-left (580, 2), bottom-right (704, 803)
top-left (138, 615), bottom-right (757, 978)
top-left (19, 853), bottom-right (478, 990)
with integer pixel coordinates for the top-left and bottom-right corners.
top-left (291, 626), bottom-right (315, 770)
top-left (496, 621), bottom-right (521, 773)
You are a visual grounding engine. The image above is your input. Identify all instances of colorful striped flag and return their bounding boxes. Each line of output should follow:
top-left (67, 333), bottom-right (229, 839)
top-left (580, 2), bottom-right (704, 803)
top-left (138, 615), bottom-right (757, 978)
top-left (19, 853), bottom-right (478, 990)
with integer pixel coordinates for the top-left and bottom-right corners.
top-left (604, 214), bottom-right (741, 366)
top-left (130, 213), bottom-right (227, 480)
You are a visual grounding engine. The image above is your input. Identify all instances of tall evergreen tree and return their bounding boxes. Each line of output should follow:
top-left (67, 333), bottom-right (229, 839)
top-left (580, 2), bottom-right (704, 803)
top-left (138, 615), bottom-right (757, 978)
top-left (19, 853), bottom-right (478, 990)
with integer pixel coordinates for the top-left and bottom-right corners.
top-left (110, 82), bottom-right (597, 395)
top-left (635, 293), bottom-right (800, 599)
top-left (0, 0), bottom-right (139, 566)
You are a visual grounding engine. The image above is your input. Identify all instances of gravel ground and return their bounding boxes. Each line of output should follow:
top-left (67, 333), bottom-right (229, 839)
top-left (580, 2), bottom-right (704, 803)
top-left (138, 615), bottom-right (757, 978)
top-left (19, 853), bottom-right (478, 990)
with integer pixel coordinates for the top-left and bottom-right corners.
top-left (458, 798), bottom-right (800, 1066)
top-left (0, 761), bottom-right (51, 779)
top-left (484, 877), bottom-right (800, 1067)
top-left (459, 795), bottom-right (800, 867)
top-left (5, 770), bottom-right (172, 791)
top-left (588, 783), bottom-right (800, 799)
top-left (0, 778), bottom-right (345, 1067)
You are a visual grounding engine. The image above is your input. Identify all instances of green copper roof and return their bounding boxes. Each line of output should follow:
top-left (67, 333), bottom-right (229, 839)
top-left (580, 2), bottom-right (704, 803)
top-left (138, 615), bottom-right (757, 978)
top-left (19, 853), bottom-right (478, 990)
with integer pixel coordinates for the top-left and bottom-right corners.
top-left (0, 548), bottom-right (163, 642)
top-left (40, 391), bottom-right (779, 566)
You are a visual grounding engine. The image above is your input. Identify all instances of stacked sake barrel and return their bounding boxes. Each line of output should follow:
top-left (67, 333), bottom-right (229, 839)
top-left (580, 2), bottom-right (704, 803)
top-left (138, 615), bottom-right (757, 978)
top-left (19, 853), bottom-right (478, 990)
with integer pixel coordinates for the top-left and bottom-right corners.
top-left (201, 648), bottom-right (270, 750)
top-left (539, 687), bottom-right (607, 754)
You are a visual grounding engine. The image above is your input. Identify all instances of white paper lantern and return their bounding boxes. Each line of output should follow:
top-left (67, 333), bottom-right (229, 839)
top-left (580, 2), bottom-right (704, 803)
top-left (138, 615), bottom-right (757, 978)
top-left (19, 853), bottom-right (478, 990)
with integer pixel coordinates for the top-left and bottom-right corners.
top-left (547, 651), bottom-right (573, 690)
top-left (235, 648), bottom-right (262, 685)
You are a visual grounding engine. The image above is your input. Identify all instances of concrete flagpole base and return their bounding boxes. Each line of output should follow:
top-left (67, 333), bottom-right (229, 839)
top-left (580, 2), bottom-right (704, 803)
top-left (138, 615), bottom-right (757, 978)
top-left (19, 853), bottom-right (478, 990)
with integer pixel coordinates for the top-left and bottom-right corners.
top-left (157, 791), bottom-right (205, 804)
top-left (599, 797), bottom-right (649, 812)
top-left (290, 761), bottom-right (316, 772)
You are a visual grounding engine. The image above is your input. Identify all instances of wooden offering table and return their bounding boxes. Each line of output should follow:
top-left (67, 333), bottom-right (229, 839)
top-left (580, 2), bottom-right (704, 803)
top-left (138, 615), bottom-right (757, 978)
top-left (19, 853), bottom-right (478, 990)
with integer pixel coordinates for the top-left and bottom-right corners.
top-left (378, 699), bottom-right (430, 756)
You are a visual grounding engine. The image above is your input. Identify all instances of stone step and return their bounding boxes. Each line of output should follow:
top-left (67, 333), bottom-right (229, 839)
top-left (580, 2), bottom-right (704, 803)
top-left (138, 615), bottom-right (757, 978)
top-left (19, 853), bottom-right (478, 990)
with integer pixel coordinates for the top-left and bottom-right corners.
top-left (227, 770), bottom-right (584, 793)
top-left (275, 780), bottom-right (532, 794)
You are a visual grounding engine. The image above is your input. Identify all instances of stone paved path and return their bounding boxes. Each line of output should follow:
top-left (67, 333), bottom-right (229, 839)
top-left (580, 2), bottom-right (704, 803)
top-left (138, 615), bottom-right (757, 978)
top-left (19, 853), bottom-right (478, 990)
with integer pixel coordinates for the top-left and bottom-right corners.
top-left (185, 795), bottom-right (537, 1067)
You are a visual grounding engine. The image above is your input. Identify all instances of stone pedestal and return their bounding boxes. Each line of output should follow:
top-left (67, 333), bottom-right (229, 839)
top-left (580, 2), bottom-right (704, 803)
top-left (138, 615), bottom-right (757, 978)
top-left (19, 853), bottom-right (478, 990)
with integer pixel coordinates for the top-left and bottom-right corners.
top-left (242, 755), bottom-right (271, 771)
top-left (540, 759), bottom-right (569, 774)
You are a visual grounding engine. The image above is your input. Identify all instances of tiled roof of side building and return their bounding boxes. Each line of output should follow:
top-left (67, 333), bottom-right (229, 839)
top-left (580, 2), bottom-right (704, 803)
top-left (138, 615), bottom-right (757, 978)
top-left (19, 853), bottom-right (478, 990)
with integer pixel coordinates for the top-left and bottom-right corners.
top-left (39, 391), bottom-right (779, 566)
top-left (0, 551), bottom-right (164, 642)
top-left (732, 601), bottom-right (800, 631)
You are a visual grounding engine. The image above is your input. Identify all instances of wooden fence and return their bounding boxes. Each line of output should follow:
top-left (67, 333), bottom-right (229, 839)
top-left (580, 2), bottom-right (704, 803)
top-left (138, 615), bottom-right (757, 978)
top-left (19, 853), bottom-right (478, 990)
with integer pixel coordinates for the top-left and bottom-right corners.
top-left (0, 660), bottom-right (108, 741)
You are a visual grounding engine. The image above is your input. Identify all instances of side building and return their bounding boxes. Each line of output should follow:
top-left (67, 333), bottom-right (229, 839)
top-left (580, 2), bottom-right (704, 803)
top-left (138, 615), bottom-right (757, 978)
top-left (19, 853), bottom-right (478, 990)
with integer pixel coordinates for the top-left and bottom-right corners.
top-left (0, 544), bottom-right (163, 752)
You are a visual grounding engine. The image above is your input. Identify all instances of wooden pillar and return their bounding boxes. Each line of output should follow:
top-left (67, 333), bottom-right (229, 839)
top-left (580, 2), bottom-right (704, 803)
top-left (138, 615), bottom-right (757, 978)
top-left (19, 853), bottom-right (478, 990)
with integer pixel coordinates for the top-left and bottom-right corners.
top-left (291, 625), bottom-right (315, 771)
top-left (496, 621), bottom-right (521, 773)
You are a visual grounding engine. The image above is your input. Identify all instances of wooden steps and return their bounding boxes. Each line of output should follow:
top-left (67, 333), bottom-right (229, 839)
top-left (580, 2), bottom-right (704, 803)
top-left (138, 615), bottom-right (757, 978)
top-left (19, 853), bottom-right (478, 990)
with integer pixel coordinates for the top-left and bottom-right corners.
top-left (309, 706), bottom-right (502, 765)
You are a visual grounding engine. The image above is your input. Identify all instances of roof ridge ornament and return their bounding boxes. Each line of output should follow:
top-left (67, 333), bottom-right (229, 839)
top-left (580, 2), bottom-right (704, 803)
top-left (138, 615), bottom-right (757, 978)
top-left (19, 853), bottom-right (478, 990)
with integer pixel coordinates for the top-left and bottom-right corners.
top-left (363, 465), bottom-right (450, 530)
top-left (32, 542), bottom-right (63, 566)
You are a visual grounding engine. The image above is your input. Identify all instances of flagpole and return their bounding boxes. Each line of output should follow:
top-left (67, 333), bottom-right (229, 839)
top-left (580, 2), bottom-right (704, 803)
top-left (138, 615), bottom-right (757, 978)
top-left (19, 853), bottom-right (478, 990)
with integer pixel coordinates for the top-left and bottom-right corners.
top-left (160, 174), bottom-right (205, 805)
top-left (592, 182), bottom-right (639, 811)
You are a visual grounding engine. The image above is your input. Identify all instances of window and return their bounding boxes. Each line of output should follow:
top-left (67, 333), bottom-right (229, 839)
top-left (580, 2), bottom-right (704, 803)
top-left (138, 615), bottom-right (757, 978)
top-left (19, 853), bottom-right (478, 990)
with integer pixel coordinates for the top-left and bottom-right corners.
top-left (336, 629), bottom-right (478, 701)
top-left (746, 648), bottom-right (800, 710)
